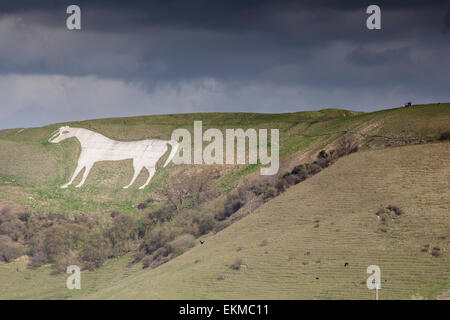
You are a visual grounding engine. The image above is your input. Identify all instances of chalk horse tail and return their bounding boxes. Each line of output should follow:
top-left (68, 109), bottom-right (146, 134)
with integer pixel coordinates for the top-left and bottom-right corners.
top-left (163, 140), bottom-right (179, 168)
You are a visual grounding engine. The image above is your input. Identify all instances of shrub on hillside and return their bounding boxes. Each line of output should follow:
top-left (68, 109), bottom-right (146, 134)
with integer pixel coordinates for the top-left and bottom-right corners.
top-left (110, 211), bottom-right (121, 219)
top-left (80, 235), bottom-right (111, 270)
top-left (30, 251), bottom-right (47, 266)
top-left (335, 134), bottom-right (360, 157)
top-left (0, 206), bottom-right (27, 242)
top-left (439, 131), bottom-right (450, 141)
top-left (308, 163), bottom-right (322, 175)
top-left (106, 214), bottom-right (139, 257)
top-left (283, 174), bottom-right (300, 186)
top-left (41, 225), bottom-right (70, 263)
top-left (137, 203), bottom-right (148, 210)
top-left (167, 234), bottom-right (195, 255)
top-left (387, 205), bottom-right (404, 216)
top-left (142, 250), bottom-right (172, 269)
top-left (0, 235), bottom-right (25, 262)
top-left (138, 227), bottom-right (175, 257)
top-left (53, 250), bottom-right (81, 273)
top-left (197, 212), bottom-right (216, 235)
top-left (291, 164), bottom-right (306, 175)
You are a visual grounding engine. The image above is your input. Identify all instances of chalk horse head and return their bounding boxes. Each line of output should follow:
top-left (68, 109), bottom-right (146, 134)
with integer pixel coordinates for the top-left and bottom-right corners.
top-left (49, 126), bottom-right (179, 189)
top-left (48, 126), bottom-right (75, 144)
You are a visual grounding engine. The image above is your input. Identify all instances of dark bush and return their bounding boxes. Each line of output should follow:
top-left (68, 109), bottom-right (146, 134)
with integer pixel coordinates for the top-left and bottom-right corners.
top-left (438, 131), bottom-right (450, 141)
top-left (30, 251), bottom-right (47, 266)
top-left (137, 203), bottom-right (147, 210)
top-left (110, 211), bottom-right (120, 219)
top-left (142, 250), bottom-right (172, 269)
top-left (308, 163), bottom-right (322, 175)
top-left (283, 174), bottom-right (300, 186)
top-left (106, 214), bottom-right (138, 256)
top-left (139, 227), bottom-right (175, 256)
top-left (387, 205), bottom-right (404, 216)
top-left (80, 235), bottom-right (111, 270)
top-left (318, 150), bottom-right (329, 160)
top-left (54, 251), bottom-right (80, 273)
top-left (0, 219), bottom-right (25, 242)
top-left (263, 186), bottom-right (278, 200)
top-left (216, 191), bottom-right (244, 221)
top-left (291, 164), bottom-right (306, 175)
top-left (198, 213), bottom-right (216, 235)
top-left (42, 225), bottom-right (69, 262)
top-left (0, 235), bottom-right (25, 262)
top-left (167, 234), bottom-right (195, 255)
top-left (0, 207), bottom-right (27, 242)
top-left (431, 248), bottom-right (441, 257)
top-left (275, 179), bottom-right (288, 192)
top-left (335, 134), bottom-right (360, 157)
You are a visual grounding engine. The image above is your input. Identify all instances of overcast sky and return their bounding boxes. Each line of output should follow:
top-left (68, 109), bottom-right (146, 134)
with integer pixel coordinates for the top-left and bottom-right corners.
top-left (0, 0), bottom-right (449, 129)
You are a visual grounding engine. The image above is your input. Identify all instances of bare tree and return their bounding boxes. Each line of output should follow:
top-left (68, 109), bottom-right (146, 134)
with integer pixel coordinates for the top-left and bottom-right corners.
top-left (335, 134), bottom-right (360, 157)
top-left (160, 167), bottom-right (219, 214)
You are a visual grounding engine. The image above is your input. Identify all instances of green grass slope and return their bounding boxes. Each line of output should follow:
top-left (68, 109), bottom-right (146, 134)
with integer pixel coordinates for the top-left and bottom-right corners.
top-left (83, 142), bottom-right (450, 300)
top-left (0, 103), bottom-right (448, 217)
top-left (0, 108), bottom-right (359, 216)
top-left (0, 103), bottom-right (449, 300)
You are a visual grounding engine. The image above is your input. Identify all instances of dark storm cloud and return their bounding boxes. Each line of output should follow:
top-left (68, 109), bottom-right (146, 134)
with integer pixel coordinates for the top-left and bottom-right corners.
top-left (444, 8), bottom-right (450, 32)
top-left (345, 47), bottom-right (412, 67)
top-left (1, 0), bottom-right (448, 30)
top-left (0, 0), bottom-right (449, 129)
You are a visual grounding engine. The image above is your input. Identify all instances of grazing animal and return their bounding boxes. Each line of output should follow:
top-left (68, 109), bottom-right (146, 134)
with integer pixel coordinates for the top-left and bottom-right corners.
top-left (48, 126), bottom-right (179, 189)
top-left (200, 240), bottom-right (205, 245)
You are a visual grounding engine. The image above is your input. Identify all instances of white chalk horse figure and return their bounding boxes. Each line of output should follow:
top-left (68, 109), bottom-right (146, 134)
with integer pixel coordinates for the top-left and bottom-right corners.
top-left (48, 126), bottom-right (179, 189)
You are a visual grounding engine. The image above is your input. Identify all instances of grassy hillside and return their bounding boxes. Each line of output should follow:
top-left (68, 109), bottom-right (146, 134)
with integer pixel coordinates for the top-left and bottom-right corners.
top-left (0, 109), bottom-right (359, 216)
top-left (1, 142), bottom-right (448, 299)
top-left (0, 103), bottom-right (448, 217)
top-left (0, 103), bottom-right (449, 299)
top-left (87, 142), bottom-right (450, 300)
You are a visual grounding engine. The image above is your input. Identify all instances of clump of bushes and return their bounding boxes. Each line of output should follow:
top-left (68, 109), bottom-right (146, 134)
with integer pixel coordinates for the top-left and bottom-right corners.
top-left (431, 247), bottom-right (441, 257)
top-left (376, 205), bottom-right (405, 218)
top-left (421, 244), bottom-right (442, 258)
top-left (387, 205), bottom-right (404, 216)
top-left (375, 205), bottom-right (405, 231)
top-left (139, 230), bottom-right (195, 269)
top-left (0, 235), bottom-right (25, 262)
top-left (0, 203), bottom-right (145, 272)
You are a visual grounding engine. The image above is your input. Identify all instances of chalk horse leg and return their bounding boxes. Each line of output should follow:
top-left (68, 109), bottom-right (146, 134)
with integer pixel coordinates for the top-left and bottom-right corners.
top-left (139, 167), bottom-right (156, 190)
top-left (61, 163), bottom-right (85, 189)
top-left (75, 162), bottom-right (94, 188)
top-left (123, 160), bottom-right (143, 189)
